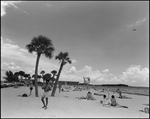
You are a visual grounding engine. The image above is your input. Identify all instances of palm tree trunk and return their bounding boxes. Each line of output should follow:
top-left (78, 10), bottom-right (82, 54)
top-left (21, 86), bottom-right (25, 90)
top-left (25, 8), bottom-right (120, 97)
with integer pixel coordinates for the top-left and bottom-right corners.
top-left (51, 62), bottom-right (64, 96)
top-left (34, 54), bottom-right (41, 97)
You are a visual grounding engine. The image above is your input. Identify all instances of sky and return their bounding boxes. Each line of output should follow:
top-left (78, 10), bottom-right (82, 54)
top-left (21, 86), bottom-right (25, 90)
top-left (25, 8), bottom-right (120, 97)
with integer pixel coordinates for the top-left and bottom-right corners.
top-left (1, 1), bottom-right (149, 87)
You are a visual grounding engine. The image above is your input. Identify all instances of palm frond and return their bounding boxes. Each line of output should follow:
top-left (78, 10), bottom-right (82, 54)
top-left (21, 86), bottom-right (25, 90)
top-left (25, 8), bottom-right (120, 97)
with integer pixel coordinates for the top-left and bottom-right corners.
top-left (63, 52), bottom-right (69, 58)
top-left (55, 52), bottom-right (63, 61)
top-left (55, 52), bottom-right (72, 65)
top-left (43, 46), bottom-right (55, 59)
top-left (26, 35), bottom-right (55, 57)
top-left (51, 70), bottom-right (57, 74)
top-left (3, 70), bottom-right (16, 82)
top-left (67, 59), bottom-right (72, 64)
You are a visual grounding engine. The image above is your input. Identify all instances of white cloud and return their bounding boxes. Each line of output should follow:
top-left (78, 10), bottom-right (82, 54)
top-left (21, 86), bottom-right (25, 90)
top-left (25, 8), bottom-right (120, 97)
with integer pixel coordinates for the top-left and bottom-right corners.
top-left (79, 65), bottom-right (92, 73)
top-left (126, 18), bottom-right (146, 28)
top-left (1, 37), bottom-right (149, 86)
top-left (120, 65), bottom-right (149, 83)
top-left (66, 66), bottom-right (77, 74)
top-left (1, 36), bottom-right (59, 79)
top-left (1, 62), bottom-right (21, 71)
top-left (60, 65), bottom-right (149, 87)
top-left (62, 65), bottom-right (104, 83)
top-left (102, 69), bottom-right (109, 73)
top-left (19, 48), bottom-right (28, 53)
top-left (1, 1), bottom-right (21, 16)
top-left (4, 38), bottom-right (14, 43)
top-left (1, 1), bottom-right (29, 17)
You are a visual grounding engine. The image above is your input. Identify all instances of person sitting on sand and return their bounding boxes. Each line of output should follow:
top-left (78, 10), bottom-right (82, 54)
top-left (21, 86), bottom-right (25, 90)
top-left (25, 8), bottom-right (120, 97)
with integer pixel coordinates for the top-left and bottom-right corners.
top-left (116, 88), bottom-right (122, 98)
top-left (139, 107), bottom-right (149, 114)
top-left (41, 78), bottom-right (52, 110)
top-left (100, 94), bottom-right (110, 107)
top-left (29, 83), bottom-right (33, 95)
top-left (86, 91), bottom-right (96, 100)
top-left (144, 107), bottom-right (149, 114)
top-left (110, 95), bottom-right (118, 106)
top-left (110, 95), bottom-right (128, 108)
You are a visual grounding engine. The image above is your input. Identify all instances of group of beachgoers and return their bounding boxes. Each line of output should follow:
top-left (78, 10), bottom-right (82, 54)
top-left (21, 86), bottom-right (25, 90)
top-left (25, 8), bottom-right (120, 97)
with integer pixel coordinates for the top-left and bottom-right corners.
top-left (76, 88), bottom-right (129, 108)
top-left (76, 91), bottom-right (96, 100)
top-left (18, 75), bottom-right (53, 110)
top-left (17, 81), bottom-right (149, 113)
top-left (100, 93), bottom-right (128, 108)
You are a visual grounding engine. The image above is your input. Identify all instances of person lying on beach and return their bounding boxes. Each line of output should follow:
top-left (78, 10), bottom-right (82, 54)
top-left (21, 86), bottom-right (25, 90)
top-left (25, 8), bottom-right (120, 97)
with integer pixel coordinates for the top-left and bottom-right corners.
top-left (139, 107), bottom-right (149, 114)
top-left (100, 94), bottom-right (110, 107)
top-left (76, 92), bottom-right (96, 100)
top-left (73, 87), bottom-right (82, 91)
top-left (61, 88), bottom-right (70, 92)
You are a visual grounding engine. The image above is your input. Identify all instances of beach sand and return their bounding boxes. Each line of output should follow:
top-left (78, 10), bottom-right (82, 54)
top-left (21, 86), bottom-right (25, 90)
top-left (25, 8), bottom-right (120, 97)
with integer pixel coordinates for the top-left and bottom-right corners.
top-left (1, 86), bottom-right (149, 118)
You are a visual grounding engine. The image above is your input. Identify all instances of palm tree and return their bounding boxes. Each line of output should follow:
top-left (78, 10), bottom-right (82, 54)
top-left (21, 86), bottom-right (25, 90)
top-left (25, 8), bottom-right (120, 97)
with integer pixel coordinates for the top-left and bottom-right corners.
top-left (26, 35), bottom-right (55, 97)
top-left (27, 74), bottom-right (31, 80)
top-left (40, 70), bottom-right (45, 77)
top-left (24, 74), bottom-right (29, 80)
top-left (3, 71), bottom-right (16, 82)
top-left (32, 74), bottom-right (35, 78)
top-left (14, 72), bottom-right (20, 82)
top-left (18, 71), bottom-right (25, 82)
top-left (43, 73), bottom-right (51, 81)
top-left (51, 52), bottom-right (72, 96)
top-left (51, 70), bottom-right (57, 83)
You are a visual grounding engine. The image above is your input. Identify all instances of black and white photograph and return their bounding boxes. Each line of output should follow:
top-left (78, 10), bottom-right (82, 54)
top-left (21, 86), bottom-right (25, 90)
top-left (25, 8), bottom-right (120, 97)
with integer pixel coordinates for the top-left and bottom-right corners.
top-left (1, 1), bottom-right (149, 118)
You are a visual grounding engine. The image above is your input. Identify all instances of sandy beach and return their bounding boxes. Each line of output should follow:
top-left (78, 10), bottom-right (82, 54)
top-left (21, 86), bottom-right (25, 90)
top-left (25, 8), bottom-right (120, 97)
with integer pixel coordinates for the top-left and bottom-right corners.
top-left (1, 86), bottom-right (149, 118)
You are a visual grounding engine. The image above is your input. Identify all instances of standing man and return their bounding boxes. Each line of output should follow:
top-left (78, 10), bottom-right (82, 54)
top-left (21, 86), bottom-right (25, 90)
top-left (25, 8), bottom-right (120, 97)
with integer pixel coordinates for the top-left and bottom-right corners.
top-left (29, 82), bottom-right (33, 95)
top-left (41, 77), bottom-right (52, 110)
top-left (59, 84), bottom-right (62, 93)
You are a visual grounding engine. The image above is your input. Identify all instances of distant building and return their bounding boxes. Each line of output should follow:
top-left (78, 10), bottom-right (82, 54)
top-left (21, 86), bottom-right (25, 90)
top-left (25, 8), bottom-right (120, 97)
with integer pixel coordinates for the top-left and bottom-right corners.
top-left (58, 81), bottom-right (79, 85)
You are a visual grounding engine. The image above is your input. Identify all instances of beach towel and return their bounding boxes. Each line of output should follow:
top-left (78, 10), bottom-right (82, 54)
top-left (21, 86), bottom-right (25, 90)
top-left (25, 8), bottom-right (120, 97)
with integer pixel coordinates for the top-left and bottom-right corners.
top-left (117, 95), bottom-right (132, 99)
top-left (76, 96), bottom-right (87, 100)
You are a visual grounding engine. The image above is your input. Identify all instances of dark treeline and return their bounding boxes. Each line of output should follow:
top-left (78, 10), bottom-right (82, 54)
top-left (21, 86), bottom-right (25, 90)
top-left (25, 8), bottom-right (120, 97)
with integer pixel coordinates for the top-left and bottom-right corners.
top-left (78, 84), bottom-right (129, 87)
top-left (101, 84), bottom-right (129, 87)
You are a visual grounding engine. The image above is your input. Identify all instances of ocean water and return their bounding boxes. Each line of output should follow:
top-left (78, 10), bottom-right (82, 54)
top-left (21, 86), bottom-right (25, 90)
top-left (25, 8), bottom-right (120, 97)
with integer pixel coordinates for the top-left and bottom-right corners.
top-left (88, 86), bottom-right (149, 96)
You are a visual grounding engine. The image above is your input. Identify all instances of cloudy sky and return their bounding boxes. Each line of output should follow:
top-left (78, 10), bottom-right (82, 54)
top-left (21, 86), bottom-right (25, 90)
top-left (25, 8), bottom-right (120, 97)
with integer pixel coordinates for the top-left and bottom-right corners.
top-left (1, 1), bottom-right (149, 87)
